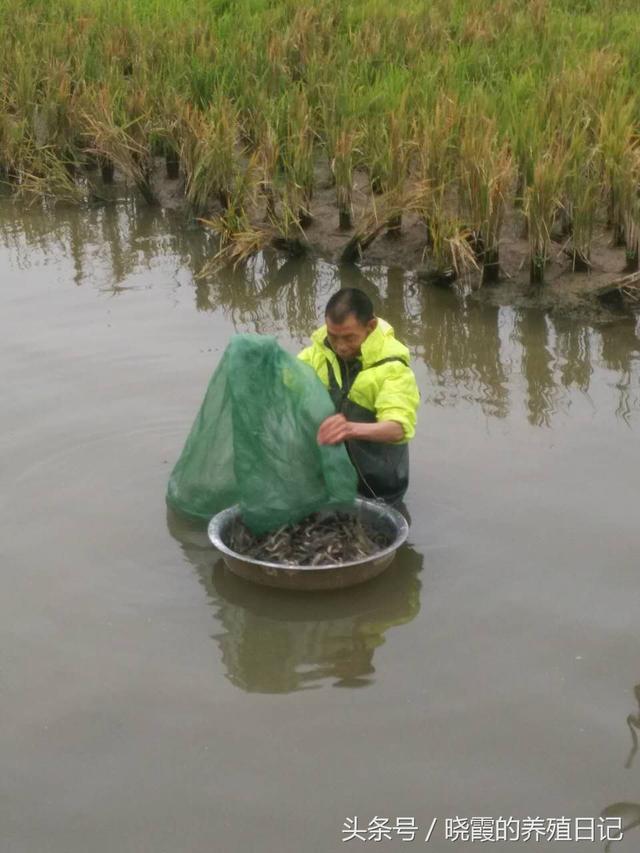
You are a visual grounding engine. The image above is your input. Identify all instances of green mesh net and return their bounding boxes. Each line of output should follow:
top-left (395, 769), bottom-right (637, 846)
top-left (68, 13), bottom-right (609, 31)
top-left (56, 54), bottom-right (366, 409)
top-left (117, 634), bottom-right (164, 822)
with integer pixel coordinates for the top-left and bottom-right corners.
top-left (166, 334), bottom-right (357, 533)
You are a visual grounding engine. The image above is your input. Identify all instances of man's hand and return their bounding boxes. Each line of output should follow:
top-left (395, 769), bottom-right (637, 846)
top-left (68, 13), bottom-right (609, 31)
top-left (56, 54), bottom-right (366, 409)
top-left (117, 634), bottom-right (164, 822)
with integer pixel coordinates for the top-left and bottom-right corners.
top-left (317, 414), bottom-right (353, 445)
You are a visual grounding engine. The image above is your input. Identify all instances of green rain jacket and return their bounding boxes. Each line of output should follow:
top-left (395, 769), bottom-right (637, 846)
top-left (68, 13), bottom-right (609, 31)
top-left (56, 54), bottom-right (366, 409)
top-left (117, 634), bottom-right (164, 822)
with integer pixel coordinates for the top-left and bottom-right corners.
top-left (298, 318), bottom-right (419, 504)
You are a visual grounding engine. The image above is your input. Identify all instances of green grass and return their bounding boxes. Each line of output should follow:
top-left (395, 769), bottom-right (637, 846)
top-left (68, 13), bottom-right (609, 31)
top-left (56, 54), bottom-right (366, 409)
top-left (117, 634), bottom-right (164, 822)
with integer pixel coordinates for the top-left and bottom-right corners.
top-left (1, 0), bottom-right (640, 282)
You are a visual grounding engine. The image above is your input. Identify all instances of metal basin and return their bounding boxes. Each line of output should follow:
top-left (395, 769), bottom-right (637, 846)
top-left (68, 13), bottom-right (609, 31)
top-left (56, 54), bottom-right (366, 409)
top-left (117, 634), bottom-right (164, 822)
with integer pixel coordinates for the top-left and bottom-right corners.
top-left (207, 498), bottom-right (409, 591)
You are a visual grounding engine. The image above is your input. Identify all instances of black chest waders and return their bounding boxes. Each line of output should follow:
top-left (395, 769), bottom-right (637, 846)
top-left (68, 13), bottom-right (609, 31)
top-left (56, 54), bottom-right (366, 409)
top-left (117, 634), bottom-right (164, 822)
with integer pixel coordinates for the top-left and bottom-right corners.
top-left (325, 355), bottom-right (410, 506)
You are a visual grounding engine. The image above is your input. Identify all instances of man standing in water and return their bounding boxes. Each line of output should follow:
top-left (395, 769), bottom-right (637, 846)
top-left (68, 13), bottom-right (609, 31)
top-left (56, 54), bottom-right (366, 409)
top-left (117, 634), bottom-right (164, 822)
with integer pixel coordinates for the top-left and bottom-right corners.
top-left (298, 288), bottom-right (419, 506)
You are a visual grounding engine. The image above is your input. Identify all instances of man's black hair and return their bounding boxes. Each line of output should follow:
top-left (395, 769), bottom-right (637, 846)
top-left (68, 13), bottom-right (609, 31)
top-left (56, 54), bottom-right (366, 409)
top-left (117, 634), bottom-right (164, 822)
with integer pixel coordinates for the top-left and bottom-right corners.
top-left (325, 288), bottom-right (374, 326)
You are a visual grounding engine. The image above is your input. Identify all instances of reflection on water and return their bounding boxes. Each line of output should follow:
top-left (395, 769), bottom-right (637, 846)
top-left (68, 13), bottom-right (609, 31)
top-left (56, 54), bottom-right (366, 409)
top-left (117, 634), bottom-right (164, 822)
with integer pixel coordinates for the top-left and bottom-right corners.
top-left (600, 320), bottom-right (640, 426)
top-left (167, 509), bottom-right (422, 694)
top-left (626, 684), bottom-right (640, 770)
top-left (1, 199), bottom-right (637, 427)
top-left (553, 315), bottom-right (594, 394)
top-left (598, 683), bottom-right (640, 851)
top-left (600, 803), bottom-right (640, 853)
top-left (513, 310), bottom-right (558, 427)
top-left (419, 286), bottom-right (510, 418)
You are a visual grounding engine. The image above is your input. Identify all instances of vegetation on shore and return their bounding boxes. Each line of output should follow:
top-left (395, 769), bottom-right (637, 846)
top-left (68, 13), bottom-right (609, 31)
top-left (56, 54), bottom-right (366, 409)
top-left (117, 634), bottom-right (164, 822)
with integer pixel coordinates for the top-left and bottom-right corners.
top-left (1, 0), bottom-right (640, 284)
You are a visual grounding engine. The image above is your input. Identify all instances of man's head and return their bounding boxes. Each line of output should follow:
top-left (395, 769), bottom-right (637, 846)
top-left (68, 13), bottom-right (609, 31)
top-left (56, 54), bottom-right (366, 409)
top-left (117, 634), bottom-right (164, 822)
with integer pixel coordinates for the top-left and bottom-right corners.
top-left (325, 288), bottom-right (377, 361)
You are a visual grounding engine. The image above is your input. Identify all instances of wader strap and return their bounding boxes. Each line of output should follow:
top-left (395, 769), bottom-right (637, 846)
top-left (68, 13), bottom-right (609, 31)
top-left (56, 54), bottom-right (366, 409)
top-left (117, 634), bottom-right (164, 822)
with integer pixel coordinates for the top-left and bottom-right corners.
top-left (367, 356), bottom-right (409, 370)
top-left (325, 355), bottom-right (408, 407)
top-left (326, 359), bottom-right (355, 409)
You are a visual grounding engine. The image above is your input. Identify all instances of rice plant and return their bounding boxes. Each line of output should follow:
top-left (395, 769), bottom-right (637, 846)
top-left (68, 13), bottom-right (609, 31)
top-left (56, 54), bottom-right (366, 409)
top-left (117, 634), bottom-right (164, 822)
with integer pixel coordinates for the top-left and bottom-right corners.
top-left (331, 124), bottom-right (359, 230)
top-left (197, 154), bottom-right (263, 272)
top-left (76, 83), bottom-right (156, 203)
top-left (594, 81), bottom-right (640, 271)
top-left (340, 191), bottom-right (407, 263)
top-left (177, 95), bottom-right (242, 215)
top-left (459, 107), bottom-right (513, 284)
top-left (0, 0), bottom-right (639, 281)
top-left (562, 129), bottom-right (600, 272)
top-left (20, 153), bottom-right (86, 204)
top-left (254, 118), bottom-right (280, 222)
top-left (422, 212), bottom-right (479, 284)
top-left (524, 146), bottom-right (568, 285)
top-left (411, 94), bottom-right (460, 244)
top-left (618, 148), bottom-right (640, 272)
top-left (360, 103), bottom-right (410, 234)
top-left (278, 88), bottom-right (315, 227)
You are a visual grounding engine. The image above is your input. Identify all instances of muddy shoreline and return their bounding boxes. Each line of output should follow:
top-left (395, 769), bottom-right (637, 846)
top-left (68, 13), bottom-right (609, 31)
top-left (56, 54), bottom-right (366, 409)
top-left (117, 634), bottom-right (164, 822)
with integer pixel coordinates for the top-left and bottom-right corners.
top-left (23, 156), bottom-right (640, 323)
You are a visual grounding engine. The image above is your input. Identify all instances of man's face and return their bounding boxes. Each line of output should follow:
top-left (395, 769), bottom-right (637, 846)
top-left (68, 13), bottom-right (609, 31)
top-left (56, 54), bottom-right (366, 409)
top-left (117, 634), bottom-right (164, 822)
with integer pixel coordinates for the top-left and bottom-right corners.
top-left (326, 313), bottom-right (376, 361)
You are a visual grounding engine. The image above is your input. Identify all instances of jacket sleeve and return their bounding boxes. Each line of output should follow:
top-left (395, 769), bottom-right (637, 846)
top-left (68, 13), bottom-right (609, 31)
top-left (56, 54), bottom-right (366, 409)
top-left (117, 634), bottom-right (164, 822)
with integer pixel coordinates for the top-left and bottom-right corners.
top-left (374, 364), bottom-right (420, 441)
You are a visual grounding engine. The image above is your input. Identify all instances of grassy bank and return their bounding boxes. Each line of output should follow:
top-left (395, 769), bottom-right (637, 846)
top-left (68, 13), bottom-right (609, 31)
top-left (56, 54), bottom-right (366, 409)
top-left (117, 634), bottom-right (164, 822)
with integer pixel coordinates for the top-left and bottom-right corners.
top-left (1, 0), bottom-right (640, 284)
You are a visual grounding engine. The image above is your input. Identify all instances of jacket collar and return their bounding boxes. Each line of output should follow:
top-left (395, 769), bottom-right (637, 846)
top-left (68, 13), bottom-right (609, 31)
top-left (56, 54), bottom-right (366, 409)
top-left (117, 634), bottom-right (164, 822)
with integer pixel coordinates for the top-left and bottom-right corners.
top-left (311, 317), bottom-right (394, 368)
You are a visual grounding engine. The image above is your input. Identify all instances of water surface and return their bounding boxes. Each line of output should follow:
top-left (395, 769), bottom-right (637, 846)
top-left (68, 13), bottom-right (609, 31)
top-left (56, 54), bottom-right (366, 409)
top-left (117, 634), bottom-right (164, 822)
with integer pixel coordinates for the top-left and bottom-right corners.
top-left (1, 199), bottom-right (639, 852)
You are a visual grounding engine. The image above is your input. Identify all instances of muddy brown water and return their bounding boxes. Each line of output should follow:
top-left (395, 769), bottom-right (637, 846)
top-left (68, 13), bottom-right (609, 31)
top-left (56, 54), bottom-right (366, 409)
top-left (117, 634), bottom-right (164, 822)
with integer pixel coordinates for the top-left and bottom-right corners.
top-left (1, 198), bottom-right (639, 853)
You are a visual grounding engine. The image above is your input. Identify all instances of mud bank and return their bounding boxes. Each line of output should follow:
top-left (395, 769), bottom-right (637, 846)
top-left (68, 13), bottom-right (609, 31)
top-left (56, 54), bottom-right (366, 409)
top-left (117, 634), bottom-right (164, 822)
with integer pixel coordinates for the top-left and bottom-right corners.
top-left (32, 156), bottom-right (640, 322)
